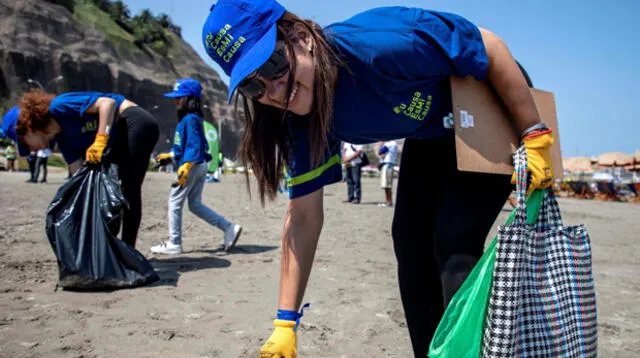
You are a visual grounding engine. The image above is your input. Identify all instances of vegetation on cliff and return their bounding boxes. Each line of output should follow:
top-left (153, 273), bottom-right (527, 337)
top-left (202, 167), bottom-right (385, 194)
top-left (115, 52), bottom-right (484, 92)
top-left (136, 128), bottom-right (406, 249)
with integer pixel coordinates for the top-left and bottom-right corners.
top-left (43, 0), bottom-right (180, 57)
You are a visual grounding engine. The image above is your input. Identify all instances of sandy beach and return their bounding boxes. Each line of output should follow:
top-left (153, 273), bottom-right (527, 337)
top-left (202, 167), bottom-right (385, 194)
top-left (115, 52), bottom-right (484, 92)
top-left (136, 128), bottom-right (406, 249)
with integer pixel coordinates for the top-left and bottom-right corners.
top-left (0, 170), bottom-right (638, 357)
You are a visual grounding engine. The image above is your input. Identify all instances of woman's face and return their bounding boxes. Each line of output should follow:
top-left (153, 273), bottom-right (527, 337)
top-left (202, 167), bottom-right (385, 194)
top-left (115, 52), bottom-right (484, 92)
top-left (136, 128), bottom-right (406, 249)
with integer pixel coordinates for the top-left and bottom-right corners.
top-left (22, 130), bottom-right (50, 151)
top-left (255, 25), bottom-right (315, 115)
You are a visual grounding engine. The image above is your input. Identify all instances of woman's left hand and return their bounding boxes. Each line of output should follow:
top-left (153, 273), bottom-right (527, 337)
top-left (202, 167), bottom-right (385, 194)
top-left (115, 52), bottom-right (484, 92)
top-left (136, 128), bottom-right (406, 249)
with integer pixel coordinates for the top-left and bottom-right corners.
top-left (86, 134), bottom-right (109, 163)
top-left (512, 131), bottom-right (554, 193)
top-left (260, 319), bottom-right (297, 358)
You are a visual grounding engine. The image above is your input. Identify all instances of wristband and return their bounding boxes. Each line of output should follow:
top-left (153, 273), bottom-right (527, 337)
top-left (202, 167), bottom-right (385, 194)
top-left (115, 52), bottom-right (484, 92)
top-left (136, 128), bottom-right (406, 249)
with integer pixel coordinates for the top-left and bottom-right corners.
top-left (277, 309), bottom-right (298, 322)
top-left (523, 128), bottom-right (552, 140)
top-left (277, 303), bottom-right (311, 332)
top-left (520, 123), bottom-right (548, 138)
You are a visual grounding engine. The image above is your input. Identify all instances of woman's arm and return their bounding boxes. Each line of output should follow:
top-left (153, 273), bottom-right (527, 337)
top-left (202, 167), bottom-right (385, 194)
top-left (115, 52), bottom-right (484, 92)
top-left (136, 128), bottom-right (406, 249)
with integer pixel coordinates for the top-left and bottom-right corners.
top-left (480, 28), bottom-right (554, 189)
top-left (278, 188), bottom-right (324, 311)
top-left (84, 97), bottom-right (117, 135)
top-left (479, 28), bottom-right (541, 133)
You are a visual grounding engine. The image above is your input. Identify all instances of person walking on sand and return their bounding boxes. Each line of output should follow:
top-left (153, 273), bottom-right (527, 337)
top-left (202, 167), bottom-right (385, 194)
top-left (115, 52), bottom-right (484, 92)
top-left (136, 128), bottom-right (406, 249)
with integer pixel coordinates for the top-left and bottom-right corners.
top-left (202, 1), bottom-right (554, 356)
top-left (151, 78), bottom-right (242, 255)
top-left (341, 141), bottom-right (363, 204)
top-left (2, 90), bottom-right (159, 248)
top-left (21, 149), bottom-right (37, 183)
top-left (4, 143), bottom-right (17, 172)
top-left (376, 140), bottom-right (398, 207)
top-left (34, 147), bottom-right (51, 183)
top-left (2, 107), bottom-right (19, 173)
top-left (25, 150), bottom-right (37, 183)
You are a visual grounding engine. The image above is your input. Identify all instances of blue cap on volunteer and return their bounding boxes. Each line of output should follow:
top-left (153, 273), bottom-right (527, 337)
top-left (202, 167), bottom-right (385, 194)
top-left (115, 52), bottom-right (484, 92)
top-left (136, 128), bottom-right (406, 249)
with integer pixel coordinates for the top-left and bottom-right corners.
top-left (202, 0), bottom-right (286, 103)
top-left (164, 78), bottom-right (203, 98)
top-left (1, 106), bottom-right (29, 156)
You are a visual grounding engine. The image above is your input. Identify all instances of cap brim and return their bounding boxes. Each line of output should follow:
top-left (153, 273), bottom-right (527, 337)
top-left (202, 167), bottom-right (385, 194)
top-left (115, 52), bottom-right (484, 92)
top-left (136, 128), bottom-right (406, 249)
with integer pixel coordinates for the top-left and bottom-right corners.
top-left (164, 92), bottom-right (186, 98)
top-left (227, 25), bottom-right (278, 103)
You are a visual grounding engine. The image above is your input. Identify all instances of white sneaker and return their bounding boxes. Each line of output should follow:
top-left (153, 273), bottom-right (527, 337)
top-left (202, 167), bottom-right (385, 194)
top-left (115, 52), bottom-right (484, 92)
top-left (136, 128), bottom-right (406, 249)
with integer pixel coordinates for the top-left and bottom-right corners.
top-left (150, 241), bottom-right (183, 255)
top-left (223, 224), bottom-right (242, 252)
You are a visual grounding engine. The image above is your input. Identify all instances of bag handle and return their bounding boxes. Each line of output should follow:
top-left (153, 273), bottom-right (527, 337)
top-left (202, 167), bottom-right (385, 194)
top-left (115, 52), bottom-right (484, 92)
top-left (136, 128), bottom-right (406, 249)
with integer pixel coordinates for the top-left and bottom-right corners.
top-left (535, 189), bottom-right (564, 231)
top-left (513, 146), bottom-right (529, 225)
top-left (514, 145), bottom-right (563, 229)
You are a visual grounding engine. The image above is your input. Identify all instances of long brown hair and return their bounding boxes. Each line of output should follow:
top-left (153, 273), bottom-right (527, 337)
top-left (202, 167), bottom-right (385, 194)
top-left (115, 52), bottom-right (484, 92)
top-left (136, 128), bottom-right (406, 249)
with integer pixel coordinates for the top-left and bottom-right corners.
top-left (238, 11), bottom-right (345, 205)
top-left (176, 96), bottom-right (204, 121)
top-left (15, 90), bottom-right (55, 137)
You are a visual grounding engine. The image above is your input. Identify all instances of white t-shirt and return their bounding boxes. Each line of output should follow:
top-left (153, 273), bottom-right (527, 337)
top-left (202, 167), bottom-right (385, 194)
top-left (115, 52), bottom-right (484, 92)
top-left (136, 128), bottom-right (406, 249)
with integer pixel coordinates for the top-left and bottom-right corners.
top-left (381, 141), bottom-right (398, 164)
top-left (343, 142), bottom-right (363, 166)
top-left (37, 149), bottom-right (52, 158)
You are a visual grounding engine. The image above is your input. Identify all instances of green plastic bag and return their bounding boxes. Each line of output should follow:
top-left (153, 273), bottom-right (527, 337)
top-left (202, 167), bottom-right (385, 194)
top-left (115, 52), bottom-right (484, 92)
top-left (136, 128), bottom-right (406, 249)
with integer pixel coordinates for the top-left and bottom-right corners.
top-left (428, 190), bottom-right (544, 358)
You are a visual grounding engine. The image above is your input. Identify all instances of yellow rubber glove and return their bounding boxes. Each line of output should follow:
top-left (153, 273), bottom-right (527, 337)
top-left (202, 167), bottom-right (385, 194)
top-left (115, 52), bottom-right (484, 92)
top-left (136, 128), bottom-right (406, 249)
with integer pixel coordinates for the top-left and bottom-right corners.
top-left (155, 152), bottom-right (173, 162)
top-left (85, 134), bottom-right (109, 163)
top-left (260, 319), bottom-right (297, 358)
top-left (176, 162), bottom-right (194, 187)
top-left (511, 131), bottom-right (554, 193)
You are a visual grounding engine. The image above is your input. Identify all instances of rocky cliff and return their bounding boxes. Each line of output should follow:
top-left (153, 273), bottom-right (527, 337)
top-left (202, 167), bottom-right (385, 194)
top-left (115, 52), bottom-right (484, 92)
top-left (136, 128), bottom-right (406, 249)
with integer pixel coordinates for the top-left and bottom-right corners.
top-left (0, 0), bottom-right (243, 158)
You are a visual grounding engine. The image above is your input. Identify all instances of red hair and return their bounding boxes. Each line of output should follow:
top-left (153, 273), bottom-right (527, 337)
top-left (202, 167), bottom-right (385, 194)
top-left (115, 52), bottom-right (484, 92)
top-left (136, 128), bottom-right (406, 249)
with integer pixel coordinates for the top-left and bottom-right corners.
top-left (15, 90), bottom-right (55, 137)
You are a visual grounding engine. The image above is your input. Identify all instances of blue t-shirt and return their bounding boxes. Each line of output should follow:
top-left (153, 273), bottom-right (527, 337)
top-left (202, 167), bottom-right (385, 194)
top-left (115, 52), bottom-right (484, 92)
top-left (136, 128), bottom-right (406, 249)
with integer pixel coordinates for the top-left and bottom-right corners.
top-left (1, 106), bottom-right (28, 156)
top-left (49, 92), bottom-right (126, 163)
top-left (285, 117), bottom-right (343, 197)
top-left (286, 7), bottom-right (488, 199)
top-left (172, 113), bottom-right (213, 166)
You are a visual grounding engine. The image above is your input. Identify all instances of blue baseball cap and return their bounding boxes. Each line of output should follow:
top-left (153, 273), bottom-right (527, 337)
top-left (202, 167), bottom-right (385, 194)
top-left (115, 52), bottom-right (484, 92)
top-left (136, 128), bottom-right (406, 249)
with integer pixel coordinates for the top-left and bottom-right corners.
top-left (1, 106), bottom-right (29, 157)
top-left (164, 78), bottom-right (203, 98)
top-left (202, 0), bottom-right (286, 103)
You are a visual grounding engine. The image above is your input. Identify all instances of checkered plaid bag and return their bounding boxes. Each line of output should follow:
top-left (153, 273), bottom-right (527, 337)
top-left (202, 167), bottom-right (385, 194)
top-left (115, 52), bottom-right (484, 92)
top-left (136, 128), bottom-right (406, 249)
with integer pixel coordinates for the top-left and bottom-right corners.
top-left (482, 146), bottom-right (597, 357)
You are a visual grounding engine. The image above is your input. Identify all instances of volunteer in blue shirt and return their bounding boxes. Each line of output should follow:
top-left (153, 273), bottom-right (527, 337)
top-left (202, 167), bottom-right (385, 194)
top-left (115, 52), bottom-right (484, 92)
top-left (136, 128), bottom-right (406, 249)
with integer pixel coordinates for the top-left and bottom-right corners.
top-left (202, 1), bottom-right (555, 356)
top-left (4, 90), bottom-right (159, 248)
top-left (151, 78), bottom-right (242, 255)
top-left (377, 140), bottom-right (399, 207)
top-left (1, 107), bottom-right (21, 172)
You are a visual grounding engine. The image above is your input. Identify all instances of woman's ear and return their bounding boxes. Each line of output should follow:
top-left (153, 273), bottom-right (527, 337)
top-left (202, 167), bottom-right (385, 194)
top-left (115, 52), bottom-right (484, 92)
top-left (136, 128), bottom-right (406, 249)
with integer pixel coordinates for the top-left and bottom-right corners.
top-left (291, 22), bottom-right (314, 53)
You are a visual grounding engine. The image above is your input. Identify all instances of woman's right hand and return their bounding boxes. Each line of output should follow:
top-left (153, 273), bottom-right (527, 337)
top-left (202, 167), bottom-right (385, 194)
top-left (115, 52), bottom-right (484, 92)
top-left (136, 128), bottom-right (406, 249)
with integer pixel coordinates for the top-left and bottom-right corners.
top-left (260, 319), bottom-right (297, 358)
top-left (511, 131), bottom-right (554, 193)
top-left (85, 134), bottom-right (109, 163)
top-left (155, 152), bottom-right (172, 162)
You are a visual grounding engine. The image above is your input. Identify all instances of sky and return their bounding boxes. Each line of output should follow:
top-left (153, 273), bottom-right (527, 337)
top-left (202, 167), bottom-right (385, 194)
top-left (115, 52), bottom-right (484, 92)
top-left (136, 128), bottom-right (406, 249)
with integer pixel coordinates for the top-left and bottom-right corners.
top-left (125, 0), bottom-right (640, 157)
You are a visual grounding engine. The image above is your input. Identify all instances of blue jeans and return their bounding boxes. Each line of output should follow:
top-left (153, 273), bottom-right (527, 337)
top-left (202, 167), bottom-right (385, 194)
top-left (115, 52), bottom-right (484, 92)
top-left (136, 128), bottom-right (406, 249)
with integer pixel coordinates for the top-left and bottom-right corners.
top-left (345, 164), bottom-right (362, 201)
top-left (168, 162), bottom-right (232, 244)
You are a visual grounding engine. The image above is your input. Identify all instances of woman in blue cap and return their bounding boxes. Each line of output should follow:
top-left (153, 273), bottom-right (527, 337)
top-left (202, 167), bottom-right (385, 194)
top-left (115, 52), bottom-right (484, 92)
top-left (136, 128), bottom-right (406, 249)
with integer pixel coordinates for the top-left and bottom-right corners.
top-left (202, 1), bottom-right (554, 356)
top-left (6, 90), bottom-right (159, 248)
top-left (152, 78), bottom-right (242, 255)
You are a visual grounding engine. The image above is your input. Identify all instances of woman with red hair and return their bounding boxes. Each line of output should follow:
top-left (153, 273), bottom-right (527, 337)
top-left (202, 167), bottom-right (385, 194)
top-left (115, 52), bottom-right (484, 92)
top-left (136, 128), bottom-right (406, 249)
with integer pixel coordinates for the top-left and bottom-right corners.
top-left (3, 90), bottom-right (159, 248)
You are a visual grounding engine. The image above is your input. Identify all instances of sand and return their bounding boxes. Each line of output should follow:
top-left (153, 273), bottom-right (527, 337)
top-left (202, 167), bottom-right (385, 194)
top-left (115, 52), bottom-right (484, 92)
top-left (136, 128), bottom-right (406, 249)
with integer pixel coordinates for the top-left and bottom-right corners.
top-left (0, 170), bottom-right (638, 357)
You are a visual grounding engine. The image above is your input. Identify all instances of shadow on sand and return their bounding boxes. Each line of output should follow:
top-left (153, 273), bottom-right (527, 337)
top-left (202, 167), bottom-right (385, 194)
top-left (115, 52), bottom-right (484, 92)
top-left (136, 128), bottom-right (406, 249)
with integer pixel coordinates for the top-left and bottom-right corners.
top-left (148, 245), bottom-right (278, 286)
top-left (190, 244), bottom-right (279, 256)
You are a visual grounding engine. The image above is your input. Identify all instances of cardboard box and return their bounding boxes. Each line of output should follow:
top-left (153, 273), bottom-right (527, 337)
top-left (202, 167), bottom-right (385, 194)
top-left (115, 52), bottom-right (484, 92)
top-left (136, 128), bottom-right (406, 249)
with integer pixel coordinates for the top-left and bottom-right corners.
top-left (451, 76), bottom-right (563, 178)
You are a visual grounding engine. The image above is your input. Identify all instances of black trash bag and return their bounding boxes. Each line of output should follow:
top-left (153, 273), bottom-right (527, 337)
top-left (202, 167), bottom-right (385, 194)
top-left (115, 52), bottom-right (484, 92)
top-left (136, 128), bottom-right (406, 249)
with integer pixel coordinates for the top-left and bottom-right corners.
top-left (46, 163), bottom-right (159, 290)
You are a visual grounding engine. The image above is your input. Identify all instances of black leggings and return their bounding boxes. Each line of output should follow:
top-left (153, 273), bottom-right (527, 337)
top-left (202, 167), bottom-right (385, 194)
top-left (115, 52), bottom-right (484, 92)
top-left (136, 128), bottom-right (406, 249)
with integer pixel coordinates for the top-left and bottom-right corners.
top-left (391, 135), bottom-right (512, 357)
top-left (112, 107), bottom-right (159, 247)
